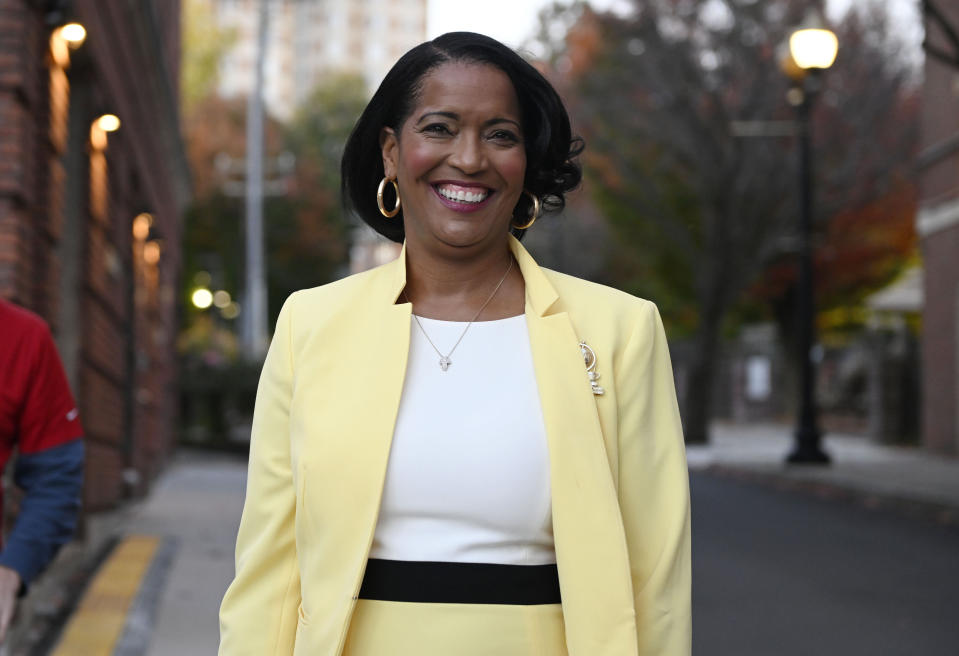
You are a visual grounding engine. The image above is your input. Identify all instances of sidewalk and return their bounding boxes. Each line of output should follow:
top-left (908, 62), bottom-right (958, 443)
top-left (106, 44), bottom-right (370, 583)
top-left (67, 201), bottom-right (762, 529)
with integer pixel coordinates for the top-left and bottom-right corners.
top-left (687, 422), bottom-right (959, 521)
top-left (47, 450), bottom-right (247, 656)
top-left (39, 423), bottom-right (959, 654)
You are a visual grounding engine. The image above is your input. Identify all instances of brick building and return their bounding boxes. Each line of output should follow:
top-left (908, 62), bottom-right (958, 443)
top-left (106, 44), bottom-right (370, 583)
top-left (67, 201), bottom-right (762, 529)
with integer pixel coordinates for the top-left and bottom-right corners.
top-left (0, 0), bottom-right (190, 509)
top-left (918, 2), bottom-right (959, 455)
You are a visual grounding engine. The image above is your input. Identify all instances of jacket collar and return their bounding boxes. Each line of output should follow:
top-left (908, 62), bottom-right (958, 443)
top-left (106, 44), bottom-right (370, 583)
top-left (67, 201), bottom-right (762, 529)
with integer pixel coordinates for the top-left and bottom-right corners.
top-left (509, 235), bottom-right (561, 317)
top-left (385, 240), bottom-right (408, 304)
top-left (380, 236), bottom-right (561, 317)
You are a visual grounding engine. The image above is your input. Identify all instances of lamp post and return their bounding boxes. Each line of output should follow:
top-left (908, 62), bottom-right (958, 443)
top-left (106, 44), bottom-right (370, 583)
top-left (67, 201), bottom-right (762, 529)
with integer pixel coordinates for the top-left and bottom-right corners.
top-left (242, 0), bottom-right (270, 360)
top-left (785, 25), bottom-right (838, 465)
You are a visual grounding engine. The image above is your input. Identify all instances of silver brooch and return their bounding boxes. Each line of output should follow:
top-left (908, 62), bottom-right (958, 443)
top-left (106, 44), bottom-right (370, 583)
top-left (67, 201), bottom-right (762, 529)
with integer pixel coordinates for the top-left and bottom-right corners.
top-left (578, 341), bottom-right (605, 396)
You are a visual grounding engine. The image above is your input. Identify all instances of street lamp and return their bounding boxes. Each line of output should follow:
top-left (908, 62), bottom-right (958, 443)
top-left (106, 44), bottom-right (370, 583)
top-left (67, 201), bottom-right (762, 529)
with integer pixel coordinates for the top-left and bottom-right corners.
top-left (90, 114), bottom-right (120, 151)
top-left (192, 288), bottom-right (214, 310)
top-left (784, 19), bottom-right (838, 465)
top-left (96, 113), bottom-right (121, 132)
top-left (132, 213), bottom-right (152, 242)
top-left (789, 29), bottom-right (839, 71)
top-left (143, 240), bottom-right (161, 266)
top-left (59, 22), bottom-right (87, 47)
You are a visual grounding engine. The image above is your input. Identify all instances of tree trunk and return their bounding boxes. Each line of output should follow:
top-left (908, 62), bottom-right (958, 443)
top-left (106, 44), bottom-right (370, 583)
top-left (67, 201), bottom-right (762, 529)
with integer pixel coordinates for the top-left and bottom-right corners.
top-left (681, 304), bottom-right (723, 444)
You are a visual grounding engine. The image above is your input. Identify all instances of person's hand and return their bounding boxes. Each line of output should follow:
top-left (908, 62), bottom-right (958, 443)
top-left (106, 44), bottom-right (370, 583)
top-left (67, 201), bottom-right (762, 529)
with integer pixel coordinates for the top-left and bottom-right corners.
top-left (0, 565), bottom-right (21, 644)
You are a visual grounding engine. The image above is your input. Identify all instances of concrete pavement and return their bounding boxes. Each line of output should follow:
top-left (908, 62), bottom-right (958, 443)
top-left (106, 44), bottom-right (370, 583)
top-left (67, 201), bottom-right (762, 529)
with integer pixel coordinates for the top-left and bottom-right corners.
top-left (131, 453), bottom-right (246, 656)
top-left (690, 471), bottom-right (959, 655)
top-left (688, 422), bottom-right (959, 522)
top-left (47, 451), bottom-right (246, 656)
top-left (38, 421), bottom-right (959, 654)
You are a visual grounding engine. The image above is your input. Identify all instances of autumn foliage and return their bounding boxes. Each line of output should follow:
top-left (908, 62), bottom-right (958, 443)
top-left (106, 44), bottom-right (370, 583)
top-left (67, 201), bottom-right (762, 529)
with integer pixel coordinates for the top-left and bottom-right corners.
top-left (753, 178), bottom-right (918, 316)
top-left (530, 0), bottom-right (919, 442)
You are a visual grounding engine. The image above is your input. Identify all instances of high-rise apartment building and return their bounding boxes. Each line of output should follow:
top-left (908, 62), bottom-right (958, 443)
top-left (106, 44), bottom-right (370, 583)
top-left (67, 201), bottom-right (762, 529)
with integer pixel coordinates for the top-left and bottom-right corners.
top-left (213, 0), bottom-right (428, 120)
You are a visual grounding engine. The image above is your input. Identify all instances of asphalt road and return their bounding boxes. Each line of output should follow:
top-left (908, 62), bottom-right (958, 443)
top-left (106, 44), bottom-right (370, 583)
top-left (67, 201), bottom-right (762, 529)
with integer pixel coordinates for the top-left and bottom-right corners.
top-left (691, 471), bottom-right (959, 656)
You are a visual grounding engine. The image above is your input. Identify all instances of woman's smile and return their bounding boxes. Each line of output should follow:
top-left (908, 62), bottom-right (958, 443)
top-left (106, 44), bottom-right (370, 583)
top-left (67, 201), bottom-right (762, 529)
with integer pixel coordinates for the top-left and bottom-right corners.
top-left (431, 182), bottom-right (493, 212)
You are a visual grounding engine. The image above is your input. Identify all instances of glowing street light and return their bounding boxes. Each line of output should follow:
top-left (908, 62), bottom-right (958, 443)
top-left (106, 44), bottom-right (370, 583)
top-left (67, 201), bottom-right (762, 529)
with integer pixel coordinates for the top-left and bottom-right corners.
top-left (132, 213), bottom-right (152, 241)
top-left (213, 290), bottom-right (232, 309)
top-left (191, 288), bottom-right (213, 310)
top-left (90, 115), bottom-right (119, 151)
top-left (789, 29), bottom-right (839, 71)
top-left (221, 302), bottom-right (241, 320)
top-left (60, 23), bottom-right (87, 47)
top-left (143, 241), bottom-right (161, 265)
top-left (97, 114), bottom-right (121, 132)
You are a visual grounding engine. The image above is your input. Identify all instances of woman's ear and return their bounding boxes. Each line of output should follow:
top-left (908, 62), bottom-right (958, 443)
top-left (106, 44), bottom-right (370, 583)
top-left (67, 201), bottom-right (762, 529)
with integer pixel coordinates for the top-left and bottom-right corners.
top-left (380, 127), bottom-right (398, 179)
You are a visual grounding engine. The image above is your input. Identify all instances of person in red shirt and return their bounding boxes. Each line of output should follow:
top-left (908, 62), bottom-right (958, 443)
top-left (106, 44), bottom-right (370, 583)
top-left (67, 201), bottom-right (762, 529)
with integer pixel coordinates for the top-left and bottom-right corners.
top-left (0, 299), bottom-right (84, 643)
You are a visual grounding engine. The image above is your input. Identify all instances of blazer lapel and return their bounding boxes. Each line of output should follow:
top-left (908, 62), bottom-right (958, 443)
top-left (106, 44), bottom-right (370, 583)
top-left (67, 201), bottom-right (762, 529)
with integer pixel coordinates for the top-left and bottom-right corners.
top-left (511, 238), bottom-right (638, 656)
top-left (344, 247), bottom-right (412, 514)
top-left (345, 244), bottom-right (412, 522)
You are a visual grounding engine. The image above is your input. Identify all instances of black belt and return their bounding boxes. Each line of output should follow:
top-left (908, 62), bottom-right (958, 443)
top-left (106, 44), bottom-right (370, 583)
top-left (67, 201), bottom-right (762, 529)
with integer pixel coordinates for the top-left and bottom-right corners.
top-left (358, 558), bottom-right (562, 605)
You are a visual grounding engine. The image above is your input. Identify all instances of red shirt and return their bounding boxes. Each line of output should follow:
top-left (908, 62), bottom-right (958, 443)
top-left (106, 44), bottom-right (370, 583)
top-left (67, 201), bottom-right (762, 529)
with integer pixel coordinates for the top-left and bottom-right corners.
top-left (0, 299), bottom-right (83, 472)
top-left (0, 299), bottom-right (85, 586)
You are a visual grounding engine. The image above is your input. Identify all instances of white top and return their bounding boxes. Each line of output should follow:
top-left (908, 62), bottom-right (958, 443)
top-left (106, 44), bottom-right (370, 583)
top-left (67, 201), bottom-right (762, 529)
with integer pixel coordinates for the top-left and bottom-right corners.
top-left (369, 314), bottom-right (556, 565)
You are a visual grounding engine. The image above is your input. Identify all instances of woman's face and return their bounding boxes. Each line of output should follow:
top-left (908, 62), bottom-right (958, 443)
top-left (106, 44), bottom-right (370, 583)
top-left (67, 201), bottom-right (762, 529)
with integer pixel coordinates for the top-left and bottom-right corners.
top-left (380, 61), bottom-right (527, 254)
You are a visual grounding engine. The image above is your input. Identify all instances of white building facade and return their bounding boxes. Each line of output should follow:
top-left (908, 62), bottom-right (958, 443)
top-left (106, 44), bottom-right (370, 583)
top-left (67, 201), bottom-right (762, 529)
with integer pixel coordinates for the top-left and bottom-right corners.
top-left (213, 0), bottom-right (427, 120)
top-left (210, 0), bottom-right (427, 269)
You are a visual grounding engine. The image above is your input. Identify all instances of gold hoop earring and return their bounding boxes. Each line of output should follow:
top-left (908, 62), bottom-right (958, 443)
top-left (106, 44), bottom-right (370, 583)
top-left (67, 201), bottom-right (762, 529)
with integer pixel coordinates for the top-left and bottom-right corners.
top-left (377, 177), bottom-right (401, 218)
top-left (511, 191), bottom-right (540, 230)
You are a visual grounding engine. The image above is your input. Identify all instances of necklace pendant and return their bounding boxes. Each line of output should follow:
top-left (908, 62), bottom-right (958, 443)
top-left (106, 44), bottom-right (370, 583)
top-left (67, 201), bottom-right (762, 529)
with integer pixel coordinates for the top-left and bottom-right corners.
top-left (439, 356), bottom-right (452, 371)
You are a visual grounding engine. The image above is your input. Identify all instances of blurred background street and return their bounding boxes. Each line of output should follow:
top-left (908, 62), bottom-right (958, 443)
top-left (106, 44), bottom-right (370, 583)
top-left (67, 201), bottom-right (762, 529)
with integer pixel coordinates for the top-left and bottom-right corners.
top-left (2, 0), bottom-right (959, 653)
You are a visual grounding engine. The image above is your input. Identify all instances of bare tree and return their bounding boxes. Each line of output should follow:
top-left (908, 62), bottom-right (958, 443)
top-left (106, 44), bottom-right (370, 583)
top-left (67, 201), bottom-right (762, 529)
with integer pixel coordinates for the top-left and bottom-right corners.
top-left (536, 0), bottom-right (917, 443)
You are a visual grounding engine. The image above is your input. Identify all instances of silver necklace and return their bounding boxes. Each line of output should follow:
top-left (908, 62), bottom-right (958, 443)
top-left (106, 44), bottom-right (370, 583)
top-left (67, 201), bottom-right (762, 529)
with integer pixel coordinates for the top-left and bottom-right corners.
top-left (404, 257), bottom-right (514, 371)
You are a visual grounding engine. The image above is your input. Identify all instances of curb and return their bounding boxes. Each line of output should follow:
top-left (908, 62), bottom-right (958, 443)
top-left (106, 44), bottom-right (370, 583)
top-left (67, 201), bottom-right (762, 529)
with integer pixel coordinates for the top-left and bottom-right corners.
top-left (29, 537), bottom-right (119, 656)
top-left (700, 464), bottom-right (959, 528)
top-left (46, 535), bottom-right (177, 655)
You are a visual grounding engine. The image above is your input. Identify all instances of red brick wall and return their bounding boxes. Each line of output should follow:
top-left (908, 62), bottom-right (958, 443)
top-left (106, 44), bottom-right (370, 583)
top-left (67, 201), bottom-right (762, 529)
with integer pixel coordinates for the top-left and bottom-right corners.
top-left (0, 0), bottom-right (42, 309)
top-left (0, 1), bottom-right (65, 323)
top-left (1, 1), bottom-right (188, 510)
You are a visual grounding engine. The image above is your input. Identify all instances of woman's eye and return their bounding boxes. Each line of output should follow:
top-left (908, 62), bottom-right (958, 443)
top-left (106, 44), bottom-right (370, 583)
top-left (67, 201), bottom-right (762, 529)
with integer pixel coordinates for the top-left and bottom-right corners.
top-left (422, 123), bottom-right (452, 136)
top-left (489, 129), bottom-right (519, 143)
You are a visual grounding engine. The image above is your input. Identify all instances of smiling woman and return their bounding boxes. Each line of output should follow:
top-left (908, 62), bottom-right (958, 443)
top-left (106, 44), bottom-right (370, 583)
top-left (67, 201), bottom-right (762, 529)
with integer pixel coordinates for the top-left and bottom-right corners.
top-left (342, 33), bottom-right (582, 247)
top-left (219, 32), bottom-right (691, 656)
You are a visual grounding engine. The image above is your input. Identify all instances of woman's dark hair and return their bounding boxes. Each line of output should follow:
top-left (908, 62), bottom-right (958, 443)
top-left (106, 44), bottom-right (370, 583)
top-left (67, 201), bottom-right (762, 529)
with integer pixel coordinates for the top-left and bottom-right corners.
top-left (341, 31), bottom-right (583, 243)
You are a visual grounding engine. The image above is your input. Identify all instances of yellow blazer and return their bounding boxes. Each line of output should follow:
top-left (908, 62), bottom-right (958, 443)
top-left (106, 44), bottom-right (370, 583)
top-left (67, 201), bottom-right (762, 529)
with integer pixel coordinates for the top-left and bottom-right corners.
top-left (219, 237), bottom-right (691, 656)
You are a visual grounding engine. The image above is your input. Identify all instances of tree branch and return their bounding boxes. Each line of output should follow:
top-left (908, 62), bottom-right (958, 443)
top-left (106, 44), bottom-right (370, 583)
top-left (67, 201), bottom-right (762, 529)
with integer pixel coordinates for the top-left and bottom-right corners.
top-left (924, 40), bottom-right (959, 68)
top-left (923, 0), bottom-right (959, 69)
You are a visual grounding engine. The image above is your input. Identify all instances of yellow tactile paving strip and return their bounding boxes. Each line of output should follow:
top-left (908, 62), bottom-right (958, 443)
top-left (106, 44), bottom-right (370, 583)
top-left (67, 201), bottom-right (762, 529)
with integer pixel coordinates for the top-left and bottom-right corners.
top-left (51, 535), bottom-right (160, 656)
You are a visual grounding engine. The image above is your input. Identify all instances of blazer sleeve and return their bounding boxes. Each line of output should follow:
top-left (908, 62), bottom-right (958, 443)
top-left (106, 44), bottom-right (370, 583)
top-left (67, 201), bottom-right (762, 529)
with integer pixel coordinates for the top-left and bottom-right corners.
top-left (220, 294), bottom-right (301, 655)
top-left (616, 301), bottom-right (691, 655)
